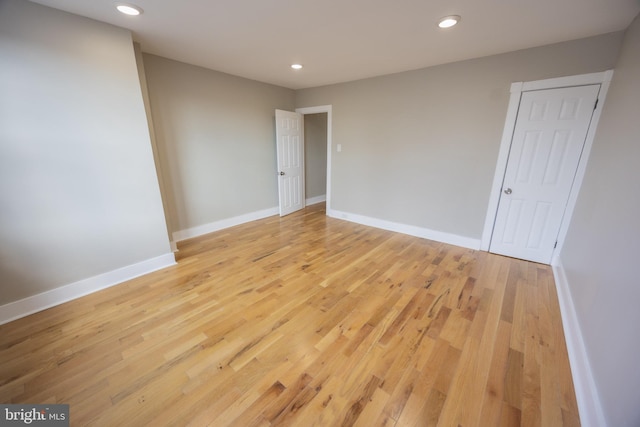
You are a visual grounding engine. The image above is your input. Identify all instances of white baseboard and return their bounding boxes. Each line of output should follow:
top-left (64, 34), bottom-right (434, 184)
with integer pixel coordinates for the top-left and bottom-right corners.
top-left (327, 209), bottom-right (481, 250)
top-left (172, 206), bottom-right (279, 242)
top-left (552, 261), bottom-right (607, 427)
top-left (0, 253), bottom-right (176, 325)
top-left (306, 195), bottom-right (326, 206)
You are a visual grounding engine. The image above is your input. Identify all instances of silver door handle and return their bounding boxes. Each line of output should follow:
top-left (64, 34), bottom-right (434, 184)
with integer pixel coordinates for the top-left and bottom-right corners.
top-left (504, 188), bottom-right (512, 195)
top-left (279, 171), bottom-right (285, 176)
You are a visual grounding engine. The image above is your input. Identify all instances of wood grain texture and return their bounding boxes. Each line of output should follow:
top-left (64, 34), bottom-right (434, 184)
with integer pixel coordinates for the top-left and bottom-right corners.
top-left (0, 204), bottom-right (579, 426)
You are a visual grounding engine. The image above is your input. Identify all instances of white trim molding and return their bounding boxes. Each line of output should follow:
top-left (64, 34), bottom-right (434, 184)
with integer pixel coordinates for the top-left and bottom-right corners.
top-left (481, 70), bottom-right (614, 258)
top-left (172, 206), bottom-right (279, 242)
top-left (0, 253), bottom-right (176, 325)
top-left (305, 195), bottom-right (326, 206)
top-left (329, 209), bottom-right (481, 250)
top-left (552, 261), bottom-right (608, 427)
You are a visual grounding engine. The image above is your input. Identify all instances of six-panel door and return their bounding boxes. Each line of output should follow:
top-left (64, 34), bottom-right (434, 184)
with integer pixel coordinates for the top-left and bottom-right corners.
top-left (489, 85), bottom-right (600, 264)
top-left (275, 109), bottom-right (304, 216)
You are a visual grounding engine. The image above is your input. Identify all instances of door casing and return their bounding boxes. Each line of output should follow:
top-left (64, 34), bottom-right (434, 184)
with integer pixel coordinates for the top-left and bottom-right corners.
top-left (480, 71), bottom-right (614, 264)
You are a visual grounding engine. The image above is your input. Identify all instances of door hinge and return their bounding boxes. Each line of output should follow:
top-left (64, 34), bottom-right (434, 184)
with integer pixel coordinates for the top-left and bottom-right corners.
top-left (554, 241), bottom-right (558, 249)
top-left (594, 99), bottom-right (598, 110)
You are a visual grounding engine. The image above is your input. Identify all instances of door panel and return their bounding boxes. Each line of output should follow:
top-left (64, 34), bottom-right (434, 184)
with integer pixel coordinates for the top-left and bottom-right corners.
top-left (489, 85), bottom-right (600, 264)
top-left (275, 110), bottom-right (304, 216)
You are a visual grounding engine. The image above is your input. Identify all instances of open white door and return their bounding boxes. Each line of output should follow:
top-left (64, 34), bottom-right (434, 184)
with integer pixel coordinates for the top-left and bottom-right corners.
top-left (489, 84), bottom-right (600, 264)
top-left (275, 109), bottom-right (304, 216)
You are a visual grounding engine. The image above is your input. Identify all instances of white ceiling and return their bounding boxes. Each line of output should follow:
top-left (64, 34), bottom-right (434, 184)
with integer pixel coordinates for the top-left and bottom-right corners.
top-left (29, 0), bottom-right (640, 89)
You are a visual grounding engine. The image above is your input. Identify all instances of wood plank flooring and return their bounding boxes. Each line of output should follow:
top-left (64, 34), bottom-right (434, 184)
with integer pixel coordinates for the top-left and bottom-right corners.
top-left (0, 203), bottom-right (580, 426)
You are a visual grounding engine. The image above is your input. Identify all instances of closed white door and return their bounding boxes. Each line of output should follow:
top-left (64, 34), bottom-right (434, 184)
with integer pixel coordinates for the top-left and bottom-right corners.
top-left (275, 109), bottom-right (304, 216)
top-left (489, 85), bottom-right (600, 264)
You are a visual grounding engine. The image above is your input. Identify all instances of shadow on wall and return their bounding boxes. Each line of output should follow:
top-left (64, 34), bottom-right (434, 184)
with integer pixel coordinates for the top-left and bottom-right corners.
top-left (0, 260), bottom-right (47, 306)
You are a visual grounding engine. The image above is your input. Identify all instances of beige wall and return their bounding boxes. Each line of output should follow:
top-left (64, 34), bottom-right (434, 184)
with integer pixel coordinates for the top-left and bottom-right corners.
top-left (134, 43), bottom-right (174, 247)
top-left (142, 54), bottom-right (295, 235)
top-left (296, 32), bottom-right (623, 239)
top-left (0, 1), bottom-right (171, 304)
top-left (559, 14), bottom-right (640, 427)
top-left (304, 113), bottom-right (328, 199)
top-left (2, 3), bottom-right (638, 422)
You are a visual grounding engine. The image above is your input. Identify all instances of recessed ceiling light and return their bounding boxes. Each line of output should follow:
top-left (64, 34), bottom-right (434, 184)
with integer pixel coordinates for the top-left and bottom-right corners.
top-left (291, 64), bottom-right (303, 70)
top-left (438, 15), bottom-right (460, 28)
top-left (116, 3), bottom-right (143, 16)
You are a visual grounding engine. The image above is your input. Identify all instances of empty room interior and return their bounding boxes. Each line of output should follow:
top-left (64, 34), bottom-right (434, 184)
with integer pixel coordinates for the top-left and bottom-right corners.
top-left (1, 0), bottom-right (639, 425)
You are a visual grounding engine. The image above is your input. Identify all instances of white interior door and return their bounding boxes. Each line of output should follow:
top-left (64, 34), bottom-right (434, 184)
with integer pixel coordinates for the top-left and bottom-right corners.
top-left (275, 109), bottom-right (304, 216)
top-left (489, 84), bottom-right (600, 264)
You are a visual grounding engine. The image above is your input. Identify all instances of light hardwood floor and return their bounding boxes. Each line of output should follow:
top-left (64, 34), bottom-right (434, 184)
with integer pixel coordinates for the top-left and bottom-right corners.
top-left (0, 203), bottom-right (580, 426)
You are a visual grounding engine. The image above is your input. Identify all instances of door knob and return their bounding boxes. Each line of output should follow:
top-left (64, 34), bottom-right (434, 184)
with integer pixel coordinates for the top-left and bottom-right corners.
top-left (279, 171), bottom-right (285, 176)
top-left (504, 188), bottom-right (512, 195)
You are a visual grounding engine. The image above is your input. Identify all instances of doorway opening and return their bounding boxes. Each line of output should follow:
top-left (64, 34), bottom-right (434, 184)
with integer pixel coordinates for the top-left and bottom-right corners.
top-left (303, 112), bottom-right (328, 207)
top-left (296, 105), bottom-right (332, 215)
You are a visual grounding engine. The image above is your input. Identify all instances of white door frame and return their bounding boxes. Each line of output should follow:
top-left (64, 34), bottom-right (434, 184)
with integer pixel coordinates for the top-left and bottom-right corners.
top-left (480, 70), bottom-right (614, 263)
top-left (295, 105), bottom-right (333, 215)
